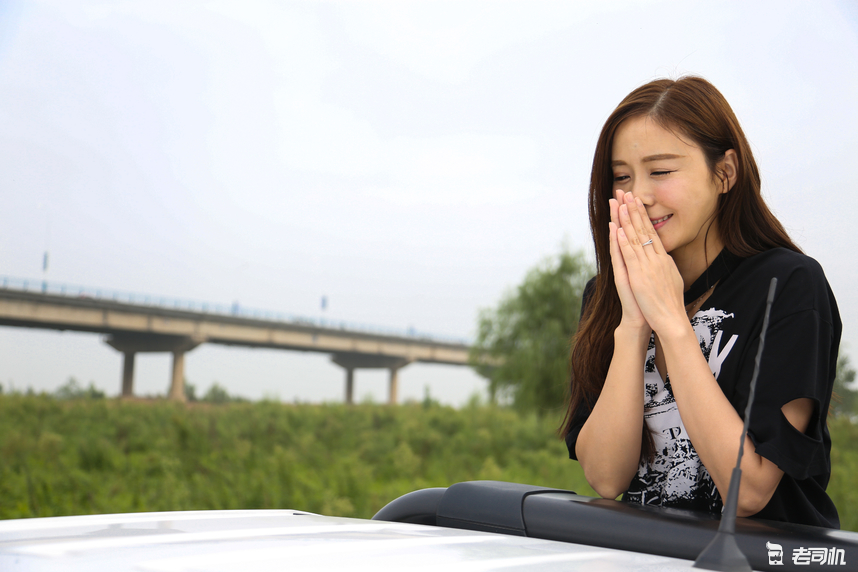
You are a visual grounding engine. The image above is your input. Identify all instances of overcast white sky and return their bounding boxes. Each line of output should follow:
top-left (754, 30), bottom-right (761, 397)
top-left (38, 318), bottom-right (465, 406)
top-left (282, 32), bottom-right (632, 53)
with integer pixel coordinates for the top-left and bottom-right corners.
top-left (1, 0), bottom-right (856, 405)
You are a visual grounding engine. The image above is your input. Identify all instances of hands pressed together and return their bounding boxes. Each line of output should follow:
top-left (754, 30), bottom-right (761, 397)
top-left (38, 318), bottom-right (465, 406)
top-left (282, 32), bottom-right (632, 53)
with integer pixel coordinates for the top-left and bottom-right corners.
top-left (608, 190), bottom-right (686, 337)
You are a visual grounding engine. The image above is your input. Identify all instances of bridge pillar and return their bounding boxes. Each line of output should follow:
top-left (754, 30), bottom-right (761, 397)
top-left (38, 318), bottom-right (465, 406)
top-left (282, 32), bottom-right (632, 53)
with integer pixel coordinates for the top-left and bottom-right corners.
top-left (121, 352), bottom-right (136, 397)
top-left (331, 353), bottom-right (411, 405)
top-left (345, 367), bottom-right (355, 405)
top-left (388, 367), bottom-right (400, 405)
top-left (168, 351), bottom-right (187, 401)
top-left (106, 333), bottom-right (203, 400)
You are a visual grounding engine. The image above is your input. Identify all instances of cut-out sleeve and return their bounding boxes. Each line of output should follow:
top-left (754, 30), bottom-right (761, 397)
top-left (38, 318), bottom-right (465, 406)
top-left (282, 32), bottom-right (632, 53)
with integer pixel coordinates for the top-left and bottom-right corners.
top-left (734, 261), bottom-right (839, 480)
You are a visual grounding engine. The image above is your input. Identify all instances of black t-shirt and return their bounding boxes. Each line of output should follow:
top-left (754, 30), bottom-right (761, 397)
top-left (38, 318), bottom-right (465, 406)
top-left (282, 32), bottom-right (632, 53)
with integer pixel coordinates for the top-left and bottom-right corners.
top-left (565, 248), bottom-right (841, 528)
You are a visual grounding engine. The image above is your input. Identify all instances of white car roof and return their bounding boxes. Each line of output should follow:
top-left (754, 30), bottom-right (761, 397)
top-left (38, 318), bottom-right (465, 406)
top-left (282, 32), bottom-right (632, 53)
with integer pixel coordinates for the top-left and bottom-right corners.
top-left (0, 509), bottom-right (701, 571)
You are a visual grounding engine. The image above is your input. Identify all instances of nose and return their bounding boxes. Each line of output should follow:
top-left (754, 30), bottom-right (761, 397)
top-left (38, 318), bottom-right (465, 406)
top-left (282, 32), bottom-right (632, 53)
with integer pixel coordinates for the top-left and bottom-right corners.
top-left (629, 178), bottom-right (654, 206)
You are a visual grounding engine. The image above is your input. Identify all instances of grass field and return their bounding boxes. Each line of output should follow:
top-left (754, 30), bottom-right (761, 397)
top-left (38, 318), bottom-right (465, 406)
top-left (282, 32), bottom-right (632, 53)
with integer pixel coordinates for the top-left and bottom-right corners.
top-left (1, 394), bottom-right (855, 531)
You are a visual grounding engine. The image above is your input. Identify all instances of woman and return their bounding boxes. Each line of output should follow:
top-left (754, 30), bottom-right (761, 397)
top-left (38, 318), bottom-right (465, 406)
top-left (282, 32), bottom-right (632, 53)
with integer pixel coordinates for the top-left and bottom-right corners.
top-left (562, 76), bottom-right (841, 528)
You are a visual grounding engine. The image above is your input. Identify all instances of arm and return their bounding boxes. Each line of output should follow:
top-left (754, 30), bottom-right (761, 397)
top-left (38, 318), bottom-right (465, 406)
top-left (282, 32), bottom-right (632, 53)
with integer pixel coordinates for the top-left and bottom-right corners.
top-left (657, 324), bottom-right (812, 515)
top-left (575, 193), bottom-right (652, 499)
top-left (575, 325), bottom-right (650, 499)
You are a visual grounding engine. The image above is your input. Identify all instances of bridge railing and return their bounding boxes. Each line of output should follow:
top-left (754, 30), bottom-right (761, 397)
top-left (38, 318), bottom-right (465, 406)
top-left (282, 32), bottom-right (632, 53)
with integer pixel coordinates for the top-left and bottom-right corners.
top-left (0, 275), bottom-right (469, 345)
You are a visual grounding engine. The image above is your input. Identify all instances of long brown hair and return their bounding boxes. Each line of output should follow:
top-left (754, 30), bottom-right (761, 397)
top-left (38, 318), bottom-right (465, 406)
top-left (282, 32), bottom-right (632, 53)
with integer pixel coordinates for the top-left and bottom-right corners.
top-left (561, 76), bottom-right (801, 458)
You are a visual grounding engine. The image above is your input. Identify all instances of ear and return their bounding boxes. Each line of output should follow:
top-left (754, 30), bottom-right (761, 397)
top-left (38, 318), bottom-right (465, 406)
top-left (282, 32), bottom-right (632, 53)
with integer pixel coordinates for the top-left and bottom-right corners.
top-left (718, 149), bottom-right (739, 193)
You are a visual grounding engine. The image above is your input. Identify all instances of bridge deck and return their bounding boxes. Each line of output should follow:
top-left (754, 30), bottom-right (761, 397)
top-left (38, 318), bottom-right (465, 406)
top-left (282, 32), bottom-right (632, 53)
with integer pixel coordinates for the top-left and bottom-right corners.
top-left (0, 289), bottom-right (469, 364)
top-left (0, 286), bottom-right (473, 402)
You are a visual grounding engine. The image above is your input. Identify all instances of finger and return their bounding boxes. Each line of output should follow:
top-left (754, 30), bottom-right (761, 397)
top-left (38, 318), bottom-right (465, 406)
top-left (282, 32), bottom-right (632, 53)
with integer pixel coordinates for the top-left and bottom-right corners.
top-left (624, 193), bottom-right (651, 246)
top-left (615, 190), bottom-right (629, 215)
top-left (616, 226), bottom-right (641, 266)
top-left (624, 195), bottom-right (660, 257)
top-left (611, 223), bottom-right (642, 310)
top-left (609, 198), bottom-right (619, 226)
top-left (618, 202), bottom-right (644, 250)
top-left (634, 197), bottom-right (664, 255)
top-left (608, 221), bottom-right (625, 272)
top-left (614, 225), bottom-right (639, 285)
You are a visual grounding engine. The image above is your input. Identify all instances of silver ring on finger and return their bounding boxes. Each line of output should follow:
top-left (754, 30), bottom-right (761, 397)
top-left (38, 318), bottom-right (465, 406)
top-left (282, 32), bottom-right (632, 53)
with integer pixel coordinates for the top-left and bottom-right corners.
top-left (642, 239), bottom-right (654, 246)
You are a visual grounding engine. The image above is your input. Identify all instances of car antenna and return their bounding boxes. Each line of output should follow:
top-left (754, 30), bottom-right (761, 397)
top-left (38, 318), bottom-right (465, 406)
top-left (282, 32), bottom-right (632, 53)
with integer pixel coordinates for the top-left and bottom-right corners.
top-left (693, 277), bottom-right (777, 572)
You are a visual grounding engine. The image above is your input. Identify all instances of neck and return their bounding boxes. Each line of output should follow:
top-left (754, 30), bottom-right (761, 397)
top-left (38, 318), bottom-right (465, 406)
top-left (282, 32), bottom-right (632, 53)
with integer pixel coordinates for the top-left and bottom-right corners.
top-left (672, 228), bottom-right (725, 291)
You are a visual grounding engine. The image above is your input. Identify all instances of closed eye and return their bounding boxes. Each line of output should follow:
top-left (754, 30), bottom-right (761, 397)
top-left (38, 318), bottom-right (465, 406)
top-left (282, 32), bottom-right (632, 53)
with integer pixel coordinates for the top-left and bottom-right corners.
top-left (652, 170), bottom-right (674, 176)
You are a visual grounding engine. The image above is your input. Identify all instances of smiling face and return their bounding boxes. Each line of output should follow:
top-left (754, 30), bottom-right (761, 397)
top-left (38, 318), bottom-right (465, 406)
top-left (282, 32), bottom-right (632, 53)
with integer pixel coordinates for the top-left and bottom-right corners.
top-left (611, 115), bottom-right (732, 275)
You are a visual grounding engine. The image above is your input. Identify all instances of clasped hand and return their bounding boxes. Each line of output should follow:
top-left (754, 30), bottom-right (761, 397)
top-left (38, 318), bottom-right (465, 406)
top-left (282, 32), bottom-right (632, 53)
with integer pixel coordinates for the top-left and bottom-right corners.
top-left (608, 190), bottom-right (685, 336)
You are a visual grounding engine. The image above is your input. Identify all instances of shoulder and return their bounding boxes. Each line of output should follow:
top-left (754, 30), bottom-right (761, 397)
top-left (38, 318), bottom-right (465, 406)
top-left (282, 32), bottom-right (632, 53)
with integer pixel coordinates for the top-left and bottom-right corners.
top-left (732, 248), bottom-right (838, 327)
top-left (732, 248), bottom-right (830, 297)
top-left (738, 248), bottom-right (824, 278)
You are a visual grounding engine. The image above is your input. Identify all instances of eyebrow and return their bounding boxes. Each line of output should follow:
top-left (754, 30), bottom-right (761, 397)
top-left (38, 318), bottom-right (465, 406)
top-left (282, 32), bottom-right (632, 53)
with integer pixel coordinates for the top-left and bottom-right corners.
top-left (611, 153), bottom-right (686, 167)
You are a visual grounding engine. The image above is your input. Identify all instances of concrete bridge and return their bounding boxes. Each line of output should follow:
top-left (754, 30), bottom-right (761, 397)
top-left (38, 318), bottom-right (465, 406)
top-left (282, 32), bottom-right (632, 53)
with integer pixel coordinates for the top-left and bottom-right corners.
top-left (0, 279), bottom-right (472, 403)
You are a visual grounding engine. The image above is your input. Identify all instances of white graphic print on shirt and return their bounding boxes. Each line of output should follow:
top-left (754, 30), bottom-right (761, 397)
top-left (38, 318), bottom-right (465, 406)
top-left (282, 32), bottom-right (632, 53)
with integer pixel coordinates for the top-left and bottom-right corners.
top-left (627, 308), bottom-right (739, 510)
top-left (694, 309), bottom-right (739, 379)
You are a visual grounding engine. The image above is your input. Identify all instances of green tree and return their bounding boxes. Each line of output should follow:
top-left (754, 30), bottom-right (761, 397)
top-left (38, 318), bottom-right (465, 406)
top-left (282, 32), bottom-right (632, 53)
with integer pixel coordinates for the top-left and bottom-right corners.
top-left (184, 380), bottom-right (198, 402)
top-left (833, 351), bottom-right (857, 417)
top-left (201, 382), bottom-right (247, 404)
top-left (54, 377), bottom-right (105, 400)
top-left (202, 382), bottom-right (231, 403)
top-left (470, 248), bottom-right (593, 414)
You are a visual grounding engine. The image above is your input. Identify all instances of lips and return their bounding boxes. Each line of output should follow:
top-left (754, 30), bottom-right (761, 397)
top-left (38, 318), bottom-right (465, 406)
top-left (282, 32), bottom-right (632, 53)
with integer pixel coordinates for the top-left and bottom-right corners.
top-left (650, 214), bottom-right (672, 229)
